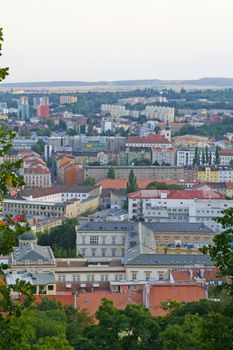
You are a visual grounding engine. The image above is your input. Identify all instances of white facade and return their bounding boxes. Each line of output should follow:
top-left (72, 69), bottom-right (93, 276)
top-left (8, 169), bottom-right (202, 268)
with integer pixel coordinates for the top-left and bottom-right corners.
top-left (143, 106), bottom-right (175, 123)
top-left (128, 193), bottom-right (233, 231)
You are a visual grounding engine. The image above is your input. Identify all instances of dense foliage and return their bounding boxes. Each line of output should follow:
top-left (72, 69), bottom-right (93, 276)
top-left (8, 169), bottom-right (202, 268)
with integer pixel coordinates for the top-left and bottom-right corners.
top-left (38, 218), bottom-right (78, 258)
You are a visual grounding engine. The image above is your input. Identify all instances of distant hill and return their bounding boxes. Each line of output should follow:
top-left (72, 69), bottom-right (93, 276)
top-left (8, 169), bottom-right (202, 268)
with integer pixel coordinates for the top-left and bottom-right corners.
top-left (1, 77), bottom-right (233, 90)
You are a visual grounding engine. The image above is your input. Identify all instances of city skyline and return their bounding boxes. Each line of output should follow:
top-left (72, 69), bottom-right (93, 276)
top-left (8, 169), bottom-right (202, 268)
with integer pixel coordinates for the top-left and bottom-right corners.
top-left (1, 0), bottom-right (233, 83)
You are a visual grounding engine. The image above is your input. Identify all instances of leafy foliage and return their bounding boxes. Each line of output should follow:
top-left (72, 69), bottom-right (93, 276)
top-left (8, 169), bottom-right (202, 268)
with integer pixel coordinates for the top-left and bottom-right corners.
top-left (126, 170), bottom-right (138, 194)
top-left (107, 166), bottom-right (116, 179)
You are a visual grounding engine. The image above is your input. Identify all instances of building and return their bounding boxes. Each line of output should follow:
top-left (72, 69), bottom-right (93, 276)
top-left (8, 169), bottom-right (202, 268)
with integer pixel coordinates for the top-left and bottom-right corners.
top-left (128, 189), bottom-right (233, 231)
top-left (18, 96), bottom-right (30, 120)
top-left (177, 148), bottom-right (215, 167)
top-left (145, 222), bottom-right (214, 248)
top-left (143, 106), bottom-right (175, 123)
top-left (37, 97), bottom-right (49, 119)
top-left (220, 149), bottom-right (233, 165)
top-left (76, 221), bottom-right (155, 262)
top-left (101, 104), bottom-right (129, 118)
top-left (60, 95), bottom-right (78, 104)
top-left (125, 134), bottom-right (171, 149)
top-left (152, 147), bottom-right (176, 166)
top-left (23, 165), bottom-right (52, 187)
top-left (84, 165), bottom-right (184, 182)
top-left (197, 167), bottom-right (219, 182)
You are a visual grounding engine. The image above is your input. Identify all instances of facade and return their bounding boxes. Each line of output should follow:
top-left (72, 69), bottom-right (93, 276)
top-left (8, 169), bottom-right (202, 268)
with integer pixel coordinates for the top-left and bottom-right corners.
top-left (220, 149), bottom-right (233, 165)
top-left (143, 106), bottom-right (175, 123)
top-left (18, 96), bottom-right (30, 120)
top-left (197, 167), bottom-right (219, 182)
top-left (177, 149), bottom-right (215, 166)
top-left (146, 222), bottom-right (214, 248)
top-left (152, 147), bottom-right (176, 166)
top-left (84, 165), bottom-right (185, 182)
top-left (125, 134), bottom-right (171, 149)
top-left (120, 147), bottom-right (152, 165)
top-left (37, 97), bottom-right (49, 119)
top-left (23, 165), bottom-right (52, 188)
top-left (60, 95), bottom-right (77, 104)
top-left (128, 189), bottom-right (233, 231)
top-left (76, 221), bottom-right (155, 262)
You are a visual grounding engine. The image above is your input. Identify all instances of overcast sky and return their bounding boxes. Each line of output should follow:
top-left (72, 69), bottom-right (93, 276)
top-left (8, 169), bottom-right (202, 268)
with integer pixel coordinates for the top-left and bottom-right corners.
top-left (1, 0), bottom-right (233, 82)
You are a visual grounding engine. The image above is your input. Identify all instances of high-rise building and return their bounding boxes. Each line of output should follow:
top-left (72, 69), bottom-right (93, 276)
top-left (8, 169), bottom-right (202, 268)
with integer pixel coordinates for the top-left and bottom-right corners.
top-left (37, 97), bottom-right (49, 119)
top-left (18, 96), bottom-right (30, 120)
top-left (60, 95), bottom-right (77, 104)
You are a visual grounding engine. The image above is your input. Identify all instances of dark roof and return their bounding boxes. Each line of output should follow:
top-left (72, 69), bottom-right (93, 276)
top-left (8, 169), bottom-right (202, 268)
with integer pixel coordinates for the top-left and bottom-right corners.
top-left (126, 254), bottom-right (213, 266)
top-left (12, 244), bottom-right (55, 264)
top-left (145, 222), bottom-right (214, 234)
top-left (19, 231), bottom-right (37, 241)
top-left (21, 185), bottom-right (98, 198)
top-left (77, 221), bottom-right (137, 232)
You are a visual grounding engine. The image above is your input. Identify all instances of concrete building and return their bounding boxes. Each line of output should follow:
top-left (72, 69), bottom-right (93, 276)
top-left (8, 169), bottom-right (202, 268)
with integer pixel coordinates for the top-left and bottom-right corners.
top-left (152, 147), bottom-right (176, 166)
top-left (128, 189), bottom-right (233, 231)
top-left (23, 165), bottom-right (52, 188)
top-left (84, 165), bottom-right (184, 182)
top-left (177, 148), bottom-right (215, 167)
top-left (125, 134), bottom-right (171, 149)
top-left (60, 95), bottom-right (77, 104)
top-left (143, 106), bottom-right (175, 123)
top-left (18, 96), bottom-right (30, 121)
top-left (220, 149), bottom-right (233, 165)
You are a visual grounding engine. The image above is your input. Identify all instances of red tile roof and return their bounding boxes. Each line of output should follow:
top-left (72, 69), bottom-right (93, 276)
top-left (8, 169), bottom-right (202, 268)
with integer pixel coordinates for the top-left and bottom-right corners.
top-left (149, 284), bottom-right (206, 316)
top-left (126, 134), bottom-right (170, 144)
top-left (226, 182), bottom-right (233, 189)
top-left (96, 179), bottom-right (177, 190)
top-left (219, 149), bottom-right (233, 155)
top-left (152, 147), bottom-right (176, 153)
top-left (128, 189), bottom-right (224, 199)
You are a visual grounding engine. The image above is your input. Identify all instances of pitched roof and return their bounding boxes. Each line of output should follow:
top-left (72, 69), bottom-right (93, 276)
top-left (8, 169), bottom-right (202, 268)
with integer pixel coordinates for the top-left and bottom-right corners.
top-left (128, 189), bottom-right (224, 199)
top-left (21, 185), bottom-right (97, 198)
top-left (11, 244), bottom-right (55, 264)
top-left (126, 254), bottom-right (213, 266)
top-left (126, 134), bottom-right (170, 144)
top-left (77, 221), bottom-right (137, 232)
top-left (96, 179), bottom-right (177, 190)
top-left (149, 284), bottom-right (206, 316)
top-left (145, 222), bottom-right (214, 234)
top-left (220, 149), bottom-right (233, 155)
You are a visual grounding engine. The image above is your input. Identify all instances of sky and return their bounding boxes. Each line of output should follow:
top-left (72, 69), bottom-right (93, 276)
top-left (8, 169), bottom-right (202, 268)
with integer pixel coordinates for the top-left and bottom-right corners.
top-left (1, 0), bottom-right (233, 83)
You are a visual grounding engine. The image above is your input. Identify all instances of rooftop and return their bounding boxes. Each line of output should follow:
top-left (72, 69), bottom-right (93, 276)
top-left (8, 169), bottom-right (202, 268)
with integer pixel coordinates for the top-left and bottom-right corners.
top-left (97, 178), bottom-right (177, 190)
top-left (21, 185), bottom-right (98, 198)
top-left (128, 189), bottom-right (224, 200)
top-left (126, 254), bottom-right (213, 266)
top-left (77, 221), bottom-right (137, 232)
top-left (126, 134), bottom-right (170, 144)
top-left (145, 222), bottom-right (214, 234)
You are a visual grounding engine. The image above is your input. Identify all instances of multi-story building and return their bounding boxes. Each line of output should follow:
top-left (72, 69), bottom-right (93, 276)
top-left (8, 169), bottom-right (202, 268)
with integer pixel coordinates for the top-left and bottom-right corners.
top-left (101, 104), bottom-right (129, 118)
top-left (152, 147), bottom-right (176, 166)
top-left (143, 106), bottom-right (175, 123)
top-left (197, 167), bottom-right (219, 182)
top-left (76, 221), bottom-right (155, 262)
top-left (23, 165), bottom-right (52, 187)
top-left (18, 96), bottom-right (30, 120)
top-left (37, 97), bottom-right (49, 119)
top-left (120, 147), bottom-right (152, 166)
top-left (220, 149), bottom-right (233, 165)
top-left (177, 148), bottom-right (215, 167)
top-left (60, 95), bottom-right (77, 104)
top-left (125, 134), bottom-right (171, 149)
top-left (128, 189), bottom-right (233, 231)
top-left (84, 165), bottom-right (184, 182)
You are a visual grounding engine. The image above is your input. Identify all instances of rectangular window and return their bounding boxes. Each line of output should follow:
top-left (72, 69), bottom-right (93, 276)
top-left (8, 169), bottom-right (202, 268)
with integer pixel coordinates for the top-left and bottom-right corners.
top-left (48, 285), bottom-right (54, 291)
top-left (101, 248), bottom-right (106, 257)
top-left (112, 236), bottom-right (116, 244)
top-left (132, 272), bottom-right (137, 281)
top-left (81, 248), bottom-right (86, 257)
top-left (112, 248), bottom-right (116, 257)
top-left (91, 248), bottom-right (96, 257)
top-left (90, 236), bottom-right (99, 245)
top-left (81, 236), bottom-right (85, 244)
top-left (87, 275), bottom-right (95, 282)
top-left (101, 275), bottom-right (108, 281)
top-left (102, 236), bottom-right (106, 244)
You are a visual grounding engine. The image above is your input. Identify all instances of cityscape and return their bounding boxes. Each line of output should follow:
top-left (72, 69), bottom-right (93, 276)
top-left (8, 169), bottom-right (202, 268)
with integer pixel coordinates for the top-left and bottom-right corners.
top-left (0, 1), bottom-right (233, 349)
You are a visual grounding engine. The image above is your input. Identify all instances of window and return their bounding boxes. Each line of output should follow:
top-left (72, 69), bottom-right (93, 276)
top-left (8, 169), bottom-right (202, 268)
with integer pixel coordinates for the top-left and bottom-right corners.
top-left (102, 236), bottom-right (106, 244)
top-left (122, 237), bottom-right (125, 245)
top-left (101, 248), bottom-right (106, 257)
top-left (87, 275), bottom-right (95, 282)
top-left (115, 274), bottom-right (122, 281)
top-left (121, 248), bottom-right (125, 256)
top-left (132, 272), bottom-right (137, 281)
top-left (91, 248), bottom-right (96, 257)
top-left (73, 275), bottom-right (80, 282)
top-left (112, 236), bottom-right (116, 244)
top-left (112, 248), bottom-right (116, 257)
top-left (81, 248), bottom-right (86, 257)
top-left (145, 272), bottom-right (151, 281)
top-left (48, 285), bottom-right (54, 291)
top-left (81, 236), bottom-right (85, 244)
top-left (90, 236), bottom-right (99, 245)
top-left (101, 275), bottom-right (108, 281)
top-left (158, 272), bottom-right (164, 281)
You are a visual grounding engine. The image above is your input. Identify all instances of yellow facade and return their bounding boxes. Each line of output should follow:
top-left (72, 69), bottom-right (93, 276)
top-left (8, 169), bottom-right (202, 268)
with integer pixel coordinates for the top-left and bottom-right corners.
top-left (197, 168), bottom-right (219, 183)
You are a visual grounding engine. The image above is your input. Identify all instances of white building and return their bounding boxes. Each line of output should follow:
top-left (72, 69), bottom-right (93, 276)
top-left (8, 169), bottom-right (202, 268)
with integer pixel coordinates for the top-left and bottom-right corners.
top-left (143, 106), bottom-right (175, 123)
top-left (128, 189), bottom-right (233, 231)
top-left (177, 148), bottom-right (215, 166)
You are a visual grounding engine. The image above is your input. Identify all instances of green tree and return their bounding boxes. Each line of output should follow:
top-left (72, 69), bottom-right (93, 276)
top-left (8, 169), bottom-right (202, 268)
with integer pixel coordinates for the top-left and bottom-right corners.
top-left (205, 145), bottom-right (209, 164)
top-left (201, 208), bottom-right (233, 295)
top-left (193, 147), bottom-right (200, 166)
top-left (201, 151), bottom-right (205, 165)
top-left (126, 170), bottom-right (138, 194)
top-left (107, 166), bottom-right (116, 179)
top-left (32, 139), bottom-right (46, 157)
top-left (0, 28), bottom-right (9, 81)
top-left (83, 176), bottom-right (96, 186)
top-left (215, 146), bottom-right (221, 166)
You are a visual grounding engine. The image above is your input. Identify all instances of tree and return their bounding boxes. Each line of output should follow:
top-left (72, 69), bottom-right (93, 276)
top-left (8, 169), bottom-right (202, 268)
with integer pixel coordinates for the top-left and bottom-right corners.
top-left (107, 167), bottom-right (116, 179)
top-left (0, 28), bottom-right (9, 82)
top-left (32, 139), bottom-right (46, 157)
top-left (126, 170), bottom-right (138, 194)
top-left (205, 145), bottom-right (209, 164)
top-left (146, 181), bottom-right (181, 190)
top-left (215, 146), bottom-right (221, 166)
top-left (209, 151), bottom-right (212, 166)
top-left (193, 147), bottom-right (200, 166)
top-left (201, 208), bottom-right (233, 295)
top-left (83, 177), bottom-right (96, 186)
top-left (201, 151), bottom-right (205, 165)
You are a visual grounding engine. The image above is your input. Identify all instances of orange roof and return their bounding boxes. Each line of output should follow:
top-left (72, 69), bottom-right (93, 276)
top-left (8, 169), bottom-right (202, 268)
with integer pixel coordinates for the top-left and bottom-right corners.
top-left (226, 182), bottom-right (233, 189)
top-left (219, 149), bottom-right (233, 155)
top-left (128, 189), bottom-right (224, 200)
top-left (126, 134), bottom-right (170, 144)
top-left (96, 179), bottom-right (177, 190)
top-left (149, 284), bottom-right (206, 316)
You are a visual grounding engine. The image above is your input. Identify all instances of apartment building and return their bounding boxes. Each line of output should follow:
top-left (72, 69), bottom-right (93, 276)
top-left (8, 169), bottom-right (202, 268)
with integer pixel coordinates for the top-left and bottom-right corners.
top-left (125, 134), bottom-right (171, 149)
top-left (128, 189), bottom-right (233, 231)
top-left (84, 165), bottom-right (184, 181)
top-left (60, 95), bottom-right (77, 104)
top-left (143, 106), bottom-right (175, 123)
top-left (23, 165), bottom-right (52, 187)
top-left (76, 221), bottom-right (155, 262)
top-left (152, 147), bottom-right (176, 166)
top-left (177, 149), bottom-right (215, 166)
top-left (220, 149), bottom-right (233, 165)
